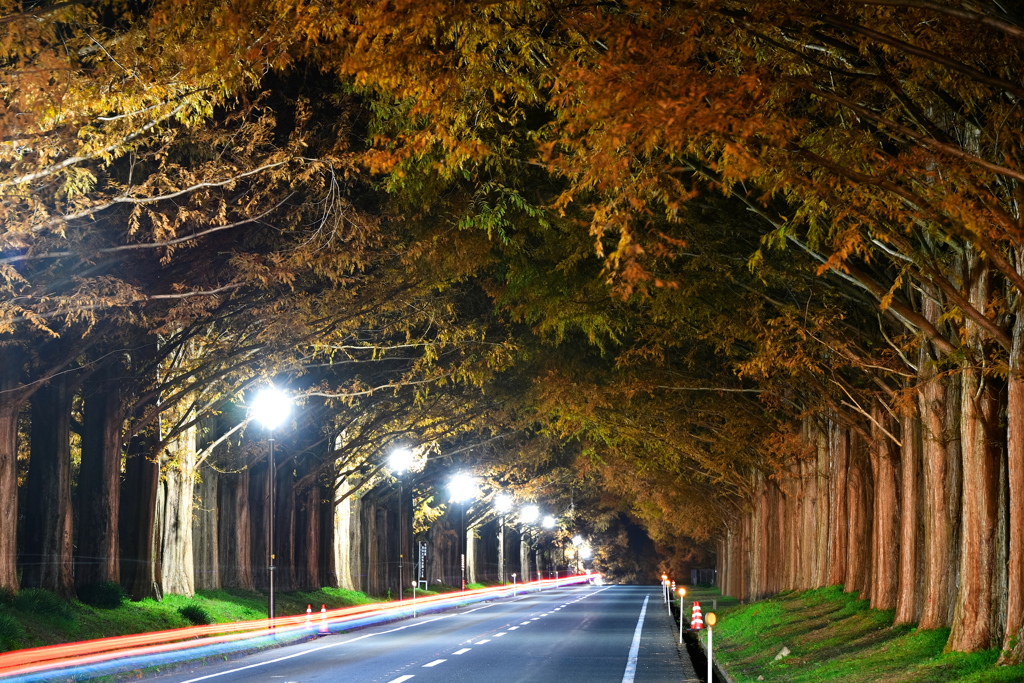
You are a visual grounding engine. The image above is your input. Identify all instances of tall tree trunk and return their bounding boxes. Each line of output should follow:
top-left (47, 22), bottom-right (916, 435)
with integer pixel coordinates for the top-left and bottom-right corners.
top-left (319, 481), bottom-right (337, 588)
top-left (0, 350), bottom-right (26, 593)
top-left (193, 461), bottom-right (220, 591)
top-left (160, 425), bottom-right (197, 597)
top-left (895, 399), bottom-right (923, 624)
top-left (869, 403), bottom-right (900, 610)
top-left (217, 469), bottom-right (254, 590)
top-left (918, 299), bottom-right (958, 629)
top-left (23, 375), bottom-right (76, 599)
top-left (948, 259), bottom-right (1000, 653)
top-left (827, 420), bottom-right (849, 586)
top-left (845, 433), bottom-right (873, 598)
top-left (249, 460), bottom-right (269, 592)
top-left (76, 364), bottom-right (124, 588)
top-left (274, 459), bottom-right (297, 593)
top-left (1002, 267), bottom-right (1024, 662)
top-left (120, 436), bottom-right (162, 601)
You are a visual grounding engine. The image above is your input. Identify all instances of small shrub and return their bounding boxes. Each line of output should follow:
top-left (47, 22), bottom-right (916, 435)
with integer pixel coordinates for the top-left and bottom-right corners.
top-left (14, 588), bottom-right (74, 620)
top-left (178, 602), bottom-right (213, 625)
top-left (0, 612), bottom-right (23, 648)
top-left (78, 582), bottom-right (127, 609)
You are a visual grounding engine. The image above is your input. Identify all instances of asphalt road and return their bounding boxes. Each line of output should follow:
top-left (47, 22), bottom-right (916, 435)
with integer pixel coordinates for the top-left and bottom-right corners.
top-left (150, 584), bottom-right (695, 683)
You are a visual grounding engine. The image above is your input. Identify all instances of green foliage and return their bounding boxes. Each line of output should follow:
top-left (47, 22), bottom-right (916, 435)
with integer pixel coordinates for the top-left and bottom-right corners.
top-left (0, 612), bottom-right (24, 649)
top-left (77, 582), bottom-right (128, 609)
top-left (177, 602), bottom-right (214, 626)
top-left (13, 589), bottom-right (75, 621)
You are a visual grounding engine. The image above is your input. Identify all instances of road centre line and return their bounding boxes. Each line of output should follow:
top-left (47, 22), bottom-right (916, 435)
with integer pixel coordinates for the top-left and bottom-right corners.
top-left (494, 632), bottom-right (507, 637)
top-left (453, 648), bottom-right (471, 655)
top-left (423, 659), bottom-right (446, 667)
top-left (388, 677), bottom-right (415, 683)
top-left (508, 626), bottom-right (519, 630)
top-left (177, 613), bottom-right (457, 683)
top-left (178, 590), bottom-right (603, 683)
top-left (475, 639), bottom-right (491, 645)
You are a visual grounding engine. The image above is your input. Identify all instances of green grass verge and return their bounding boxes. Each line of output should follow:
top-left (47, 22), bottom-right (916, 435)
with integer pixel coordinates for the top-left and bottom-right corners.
top-left (708, 586), bottom-right (1024, 683)
top-left (0, 586), bottom-right (382, 654)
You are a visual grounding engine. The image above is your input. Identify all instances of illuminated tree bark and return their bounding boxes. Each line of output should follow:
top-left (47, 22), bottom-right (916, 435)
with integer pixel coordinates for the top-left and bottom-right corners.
top-left (76, 363), bottom-right (125, 589)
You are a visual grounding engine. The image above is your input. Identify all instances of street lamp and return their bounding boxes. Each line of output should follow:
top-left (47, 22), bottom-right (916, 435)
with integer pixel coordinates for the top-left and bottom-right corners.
top-left (541, 515), bottom-right (556, 578)
top-left (390, 447), bottom-right (415, 603)
top-left (448, 473), bottom-right (478, 591)
top-left (250, 386), bottom-right (291, 628)
top-left (494, 493), bottom-right (513, 584)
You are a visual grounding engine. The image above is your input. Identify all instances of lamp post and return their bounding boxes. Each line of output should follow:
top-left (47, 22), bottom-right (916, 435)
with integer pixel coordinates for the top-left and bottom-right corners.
top-left (448, 473), bottom-right (477, 592)
top-left (250, 386), bottom-right (292, 628)
top-left (389, 447), bottom-right (415, 603)
top-left (494, 493), bottom-right (513, 584)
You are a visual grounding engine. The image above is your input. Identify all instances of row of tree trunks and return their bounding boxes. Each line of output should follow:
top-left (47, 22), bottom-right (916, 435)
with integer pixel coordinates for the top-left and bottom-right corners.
top-left (718, 349), bottom-right (1021, 654)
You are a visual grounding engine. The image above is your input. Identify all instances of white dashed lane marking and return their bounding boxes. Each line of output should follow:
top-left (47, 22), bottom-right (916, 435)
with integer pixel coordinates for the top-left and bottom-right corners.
top-left (508, 626), bottom-right (519, 630)
top-left (494, 632), bottom-right (507, 637)
top-left (388, 677), bottom-right (415, 683)
top-left (453, 648), bottom-right (471, 655)
top-left (475, 639), bottom-right (491, 645)
top-left (423, 659), bottom-right (446, 667)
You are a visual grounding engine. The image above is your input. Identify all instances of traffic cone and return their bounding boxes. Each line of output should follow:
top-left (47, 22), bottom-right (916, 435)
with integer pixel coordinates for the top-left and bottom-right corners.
top-left (319, 604), bottom-right (329, 634)
top-left (306, 604), bottom-right (312, 629)
top-left (691, 601), bottom-right (704, 630)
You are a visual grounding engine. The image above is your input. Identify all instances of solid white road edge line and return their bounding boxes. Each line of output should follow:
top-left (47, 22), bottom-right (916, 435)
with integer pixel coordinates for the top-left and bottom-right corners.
top-left (620, 596), bottom-right (650, 683)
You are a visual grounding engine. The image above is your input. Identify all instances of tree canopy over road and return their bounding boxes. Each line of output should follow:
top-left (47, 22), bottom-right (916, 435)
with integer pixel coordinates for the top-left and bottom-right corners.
top-left (3, 0), bottom-right (1024, 662)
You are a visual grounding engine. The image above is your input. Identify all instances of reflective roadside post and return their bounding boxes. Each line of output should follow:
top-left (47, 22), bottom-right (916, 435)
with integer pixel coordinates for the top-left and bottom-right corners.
top-left (511, 572), bottom-right (517, 595)
top-left (661, 574), bottom-right (668, 604)
top-left (706, 612), bottom-right (718, 682)
top-left (678, 587), bottom-right (688, 644)
top-left (412, 582), bottom-right (418, 617)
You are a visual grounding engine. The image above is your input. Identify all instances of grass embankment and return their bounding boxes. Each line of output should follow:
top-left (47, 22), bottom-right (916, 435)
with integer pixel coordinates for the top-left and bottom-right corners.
top-left (0, 585), bottom-right (381, 653)
top-left (707, 586), bottom-right (1024, 683)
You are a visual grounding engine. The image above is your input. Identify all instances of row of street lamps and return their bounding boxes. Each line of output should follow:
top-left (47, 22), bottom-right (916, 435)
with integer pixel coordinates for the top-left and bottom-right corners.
top-left (247, 385), bottom-right (592, 624)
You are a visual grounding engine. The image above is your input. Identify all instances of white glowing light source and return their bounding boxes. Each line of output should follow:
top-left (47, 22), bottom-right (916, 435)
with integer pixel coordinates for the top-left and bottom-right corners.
top-left (389, 447), bottom-right (415, 475)
top-left (250, 387), bottom-right (292, 430)
top-left (580, 546), bottom-right (593, 560)
top-left (542, 515), bottom-right (556, 530)
top-left (572, 535), bottom-right (584, 546)
top-left (494, 493), bottom-right (514, 513)
top-left (448, 473), bottom-right (479, 503)
top-left (519, 505), bottom-right (540, 524)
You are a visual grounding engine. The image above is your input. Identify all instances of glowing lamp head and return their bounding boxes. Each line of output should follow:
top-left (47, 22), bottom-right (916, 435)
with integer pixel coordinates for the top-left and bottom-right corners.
top-left (573, 535), bottom-right (584, 546)
top-left (250, 387), bottom-right (291, 430)
top-left (661, 574), bottom-right (668, 581)
top-left (448, 473), bottom-right (478, 503)
top-left (678, 587), bottom-right (687, 598)
top-left (494, 493), bottom-right (514, 513)
top-left (706, 612), bottom-right (717, 627)
top-left (542, 515), bottom-right (556, 529)
top-left (389, 447), bottom-right (415, 475)
top-left (580, 546), bottom-right (592, 559)
top-left (519, 504), bottom-right (540, 524)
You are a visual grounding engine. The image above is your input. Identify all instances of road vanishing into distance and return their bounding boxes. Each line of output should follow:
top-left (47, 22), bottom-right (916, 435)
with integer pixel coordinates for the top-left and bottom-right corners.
top-left (150, 585), bottom-right (697, 683)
